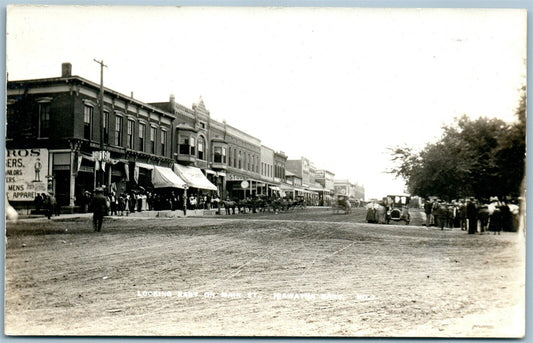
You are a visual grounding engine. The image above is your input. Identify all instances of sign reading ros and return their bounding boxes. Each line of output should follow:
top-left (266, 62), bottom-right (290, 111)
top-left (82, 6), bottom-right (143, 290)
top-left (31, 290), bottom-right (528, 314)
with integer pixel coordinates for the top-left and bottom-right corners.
top-left (5, 148), bottom-right (49, 201)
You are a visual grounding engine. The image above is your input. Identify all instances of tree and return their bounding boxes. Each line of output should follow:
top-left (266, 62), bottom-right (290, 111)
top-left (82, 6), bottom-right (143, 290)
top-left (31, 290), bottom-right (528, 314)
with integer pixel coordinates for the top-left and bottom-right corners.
top-left (390, 90), bottom-right (525, 200)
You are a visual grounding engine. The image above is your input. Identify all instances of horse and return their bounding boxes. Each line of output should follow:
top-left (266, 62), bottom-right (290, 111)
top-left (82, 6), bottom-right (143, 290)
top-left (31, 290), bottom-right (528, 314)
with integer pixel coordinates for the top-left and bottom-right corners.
top-left (221, 199), bottom-right (237, 215)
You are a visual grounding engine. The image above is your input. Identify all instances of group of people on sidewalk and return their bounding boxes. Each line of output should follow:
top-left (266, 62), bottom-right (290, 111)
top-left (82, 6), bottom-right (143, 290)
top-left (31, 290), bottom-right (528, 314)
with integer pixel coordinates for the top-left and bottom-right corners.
top-left (423, 196), bottom-right (520, 234)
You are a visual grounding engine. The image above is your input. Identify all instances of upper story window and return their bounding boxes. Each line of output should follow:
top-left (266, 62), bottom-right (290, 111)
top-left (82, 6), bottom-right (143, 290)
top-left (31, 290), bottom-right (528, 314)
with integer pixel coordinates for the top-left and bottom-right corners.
top-left (238, 150), bottom-right (242, 169)
top-left (103, 110), bottom-right (109, 144)
top-left (179, 134), bottom-right (196, 156)
top-left (83, 105), bottom-right (93, 140)
top-left (150, 126), bottom-right (156, 154)
top-left (139, 123), bottom-right (146, 152)
top-left (161, 130), bottom-right (167, 156)
top-left (127, 119), bottom-right (135, 149)
top-left (198, 137), bottom-right (205, 160)
top-left (38, 102), bottom-right (50, 138)
top-left (234, 149), bottom-right (238, 168)
top-left (214, 146), bottom-right (227, 164)
top-left (115, 115), bottom-right (123, 146)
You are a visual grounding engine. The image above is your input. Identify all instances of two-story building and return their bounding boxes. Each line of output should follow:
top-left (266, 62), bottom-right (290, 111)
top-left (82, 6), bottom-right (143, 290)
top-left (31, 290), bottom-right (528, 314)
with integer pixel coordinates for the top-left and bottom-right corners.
top-left (6, 63), bottom-right (180, 210)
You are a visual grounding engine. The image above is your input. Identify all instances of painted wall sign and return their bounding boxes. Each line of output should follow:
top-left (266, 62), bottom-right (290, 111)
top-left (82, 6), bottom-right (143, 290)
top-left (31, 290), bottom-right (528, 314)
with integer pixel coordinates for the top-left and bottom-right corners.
top-left (5, 148), bottom-right (49, 201)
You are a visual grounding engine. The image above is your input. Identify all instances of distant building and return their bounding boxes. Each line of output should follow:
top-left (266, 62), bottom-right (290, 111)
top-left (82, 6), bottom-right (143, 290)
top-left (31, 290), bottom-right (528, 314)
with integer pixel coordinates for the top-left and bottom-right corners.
top-left (334, 179), bottom-right (365, 201)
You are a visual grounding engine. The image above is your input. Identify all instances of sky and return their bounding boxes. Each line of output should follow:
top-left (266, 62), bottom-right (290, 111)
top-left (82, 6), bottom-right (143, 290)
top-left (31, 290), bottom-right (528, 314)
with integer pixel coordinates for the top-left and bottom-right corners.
top-left (5, 6), bottom-right (527, 199)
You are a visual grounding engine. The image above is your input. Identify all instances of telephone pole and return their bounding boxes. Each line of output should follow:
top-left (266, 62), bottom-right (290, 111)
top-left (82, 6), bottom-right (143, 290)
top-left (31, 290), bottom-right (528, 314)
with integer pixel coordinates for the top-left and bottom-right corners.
top-left (94, 59), bottom-right (107, 187)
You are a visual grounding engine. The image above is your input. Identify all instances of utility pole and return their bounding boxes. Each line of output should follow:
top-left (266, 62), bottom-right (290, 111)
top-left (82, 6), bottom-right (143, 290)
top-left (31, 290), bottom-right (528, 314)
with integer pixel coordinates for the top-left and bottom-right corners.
top-left (94, 59), bottom-right (108, 187)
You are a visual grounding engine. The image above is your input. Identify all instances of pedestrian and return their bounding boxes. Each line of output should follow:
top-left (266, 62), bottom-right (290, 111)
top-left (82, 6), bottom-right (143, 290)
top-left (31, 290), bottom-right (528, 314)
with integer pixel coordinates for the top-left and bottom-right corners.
top-left (424, 199), bottom-right (433, 227)
top-left (466, 197), bottom-right (478, 234)
top-left (90, 187), bottom-right (109, 232)
top-left (458, 200), bottom-right (467, 230)
top-left (49, 192), bottom-right (60, 216)
top-left (34, 193), bottom-right (43, 214)
top-left (42, 193), bottom-right (52, 219)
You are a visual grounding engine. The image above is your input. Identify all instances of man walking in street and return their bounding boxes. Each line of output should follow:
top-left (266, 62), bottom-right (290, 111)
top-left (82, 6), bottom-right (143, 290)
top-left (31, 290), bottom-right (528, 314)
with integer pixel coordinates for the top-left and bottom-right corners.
top-left (90, 187), bottom-right (108, 232)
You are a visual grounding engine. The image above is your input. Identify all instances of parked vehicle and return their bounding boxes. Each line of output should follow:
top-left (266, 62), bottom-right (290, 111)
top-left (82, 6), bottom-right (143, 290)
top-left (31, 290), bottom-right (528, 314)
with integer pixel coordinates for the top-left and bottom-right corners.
top-left (385, 194), bottom-right (411, 224)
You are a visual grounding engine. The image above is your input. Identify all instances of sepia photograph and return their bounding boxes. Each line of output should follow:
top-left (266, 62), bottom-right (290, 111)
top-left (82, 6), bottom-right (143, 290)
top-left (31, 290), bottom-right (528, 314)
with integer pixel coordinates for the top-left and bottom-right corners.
top-left (4, 4), bottom-right (527, 337)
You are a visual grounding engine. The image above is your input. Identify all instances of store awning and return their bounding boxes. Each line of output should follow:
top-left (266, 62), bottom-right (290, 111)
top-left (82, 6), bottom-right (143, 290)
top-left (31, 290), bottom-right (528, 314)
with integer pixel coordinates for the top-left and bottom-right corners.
top-left (152, 166), bottom-right (187, 189)
top-left (280, 184), bottom-right (294, 191)
top-left (136, 162), bottom-right (154, 170)
top-left (269, 186), bottom-right (281, 191)
top-left (173, 164), bottom-right (218, 191)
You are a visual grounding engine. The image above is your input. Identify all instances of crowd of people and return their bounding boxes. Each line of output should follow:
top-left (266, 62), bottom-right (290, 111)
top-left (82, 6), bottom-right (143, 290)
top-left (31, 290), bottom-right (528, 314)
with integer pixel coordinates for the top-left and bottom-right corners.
top-left (423, 196), bottom-right (521, 234)
top-left (75, 187), bottom-right (220, 216)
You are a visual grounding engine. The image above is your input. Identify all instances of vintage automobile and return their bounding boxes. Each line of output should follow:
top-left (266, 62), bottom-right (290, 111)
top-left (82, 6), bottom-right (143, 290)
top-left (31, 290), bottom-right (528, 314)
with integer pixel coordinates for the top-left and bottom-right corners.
top-left (385, 194), bottom-right (411, 224)
top-left (333, 194), bottom-right (352, 214)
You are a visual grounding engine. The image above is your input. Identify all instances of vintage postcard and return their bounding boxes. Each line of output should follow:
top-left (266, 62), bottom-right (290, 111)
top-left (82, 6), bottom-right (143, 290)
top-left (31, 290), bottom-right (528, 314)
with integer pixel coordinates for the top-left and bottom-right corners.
top-left (4, 5), bottom-right (526, 337)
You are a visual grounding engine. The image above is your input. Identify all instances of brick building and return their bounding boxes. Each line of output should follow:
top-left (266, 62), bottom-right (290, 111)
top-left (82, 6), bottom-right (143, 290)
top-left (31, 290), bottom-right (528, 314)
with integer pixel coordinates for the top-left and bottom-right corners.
top-left (6, 63), bottom-right (178, 209)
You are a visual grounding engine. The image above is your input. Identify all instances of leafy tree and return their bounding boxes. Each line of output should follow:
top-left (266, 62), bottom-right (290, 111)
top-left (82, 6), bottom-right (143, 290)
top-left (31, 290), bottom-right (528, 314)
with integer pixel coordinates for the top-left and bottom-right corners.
top-left (390, 89), bottom-right (525, 200)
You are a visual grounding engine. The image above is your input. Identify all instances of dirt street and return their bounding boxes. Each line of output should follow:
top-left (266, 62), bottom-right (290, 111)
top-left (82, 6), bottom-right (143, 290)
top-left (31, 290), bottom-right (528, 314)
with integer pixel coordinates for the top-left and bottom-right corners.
top-left (4, 208), bottom-right (525, 337)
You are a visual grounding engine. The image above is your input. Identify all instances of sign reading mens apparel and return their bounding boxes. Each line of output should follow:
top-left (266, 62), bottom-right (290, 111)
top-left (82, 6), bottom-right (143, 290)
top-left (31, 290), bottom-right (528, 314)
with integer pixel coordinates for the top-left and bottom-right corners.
top-left (173, 164), bottom-right (218, 191)
top-left (5, 148), bottom-right (49, 201)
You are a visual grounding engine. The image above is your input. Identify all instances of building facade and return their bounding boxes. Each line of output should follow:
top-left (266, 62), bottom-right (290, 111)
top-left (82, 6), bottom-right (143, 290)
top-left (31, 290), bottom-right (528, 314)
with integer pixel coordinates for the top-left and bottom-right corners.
top-left (6, 62), bottom-right (363, 210)
top-left (6, 63), bottom-right (175, 208)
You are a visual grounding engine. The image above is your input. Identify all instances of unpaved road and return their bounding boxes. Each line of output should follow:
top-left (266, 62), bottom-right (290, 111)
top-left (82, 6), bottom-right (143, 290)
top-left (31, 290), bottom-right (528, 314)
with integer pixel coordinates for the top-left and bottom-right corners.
top-left (4, 208), bottom-right (525, 337)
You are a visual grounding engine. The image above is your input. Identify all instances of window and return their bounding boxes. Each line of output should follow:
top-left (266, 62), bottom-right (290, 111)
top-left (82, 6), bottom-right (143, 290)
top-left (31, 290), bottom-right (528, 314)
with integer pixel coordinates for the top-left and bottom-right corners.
top-left (150, 127), bottom-right (156, 154)
top-left (222, 147), bottom-right (226, 163)
top-left (179, 136), bottom-right (190, 155)
top-left (115, 115), bottom-right (123, 146)
top-left (234, 149), bottom-right (238, 168)
top-left (103, 110), bottom-right (109, 144)
top-left (161, 130), bottom-right (167, 156)
top-left (214, 147), bottom-right (222, 163)
top-left (247, 153), bottom-right (251, 171)
top-left (127, 119), bottom-right (135, 149)
top-left (38, 103), bottom-right (50, 138)
top-left (190, 137), bottom-right (195, 156)
top-left (198, 137), bottom-right (205, 160)
top-left (84, 105), bottom-right (93, 140)
top-left (238, 151), bottom-right (242, 169)
top-left (139, 123), bottom-right (146, 152)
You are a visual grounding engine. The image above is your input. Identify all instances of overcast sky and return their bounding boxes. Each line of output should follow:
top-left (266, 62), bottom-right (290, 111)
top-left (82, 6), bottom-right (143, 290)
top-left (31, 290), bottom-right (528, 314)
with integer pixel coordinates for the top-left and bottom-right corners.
top-left (6, 6), bottom-right (526, 199)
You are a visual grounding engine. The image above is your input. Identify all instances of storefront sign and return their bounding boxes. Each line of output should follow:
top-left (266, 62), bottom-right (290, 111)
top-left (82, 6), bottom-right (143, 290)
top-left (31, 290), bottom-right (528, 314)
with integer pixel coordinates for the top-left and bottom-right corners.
top-left (5, 148), bottom-right (49, 201)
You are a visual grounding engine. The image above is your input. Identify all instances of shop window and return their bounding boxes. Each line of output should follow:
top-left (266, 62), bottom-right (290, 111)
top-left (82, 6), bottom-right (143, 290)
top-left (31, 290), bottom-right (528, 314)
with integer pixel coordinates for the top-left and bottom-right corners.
top-left (83, 105), bottom-right (93, 140)
top-left (38, 103), bottom-right (50, 138)
top-left (115, 115), bottom-right (123, 146)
